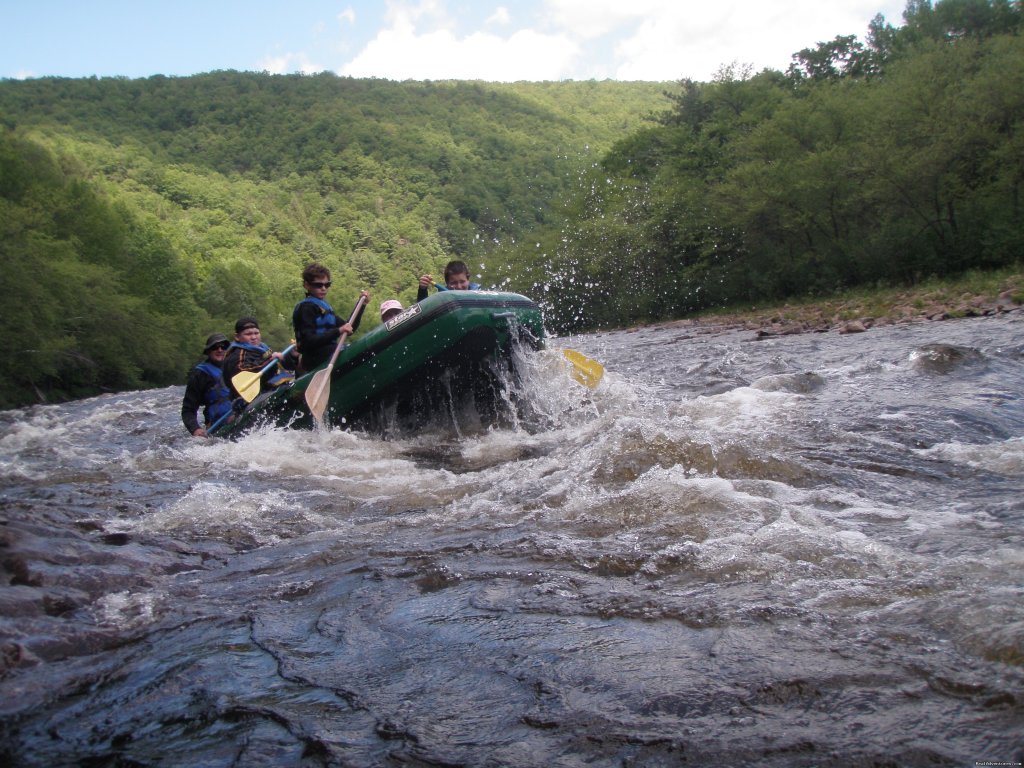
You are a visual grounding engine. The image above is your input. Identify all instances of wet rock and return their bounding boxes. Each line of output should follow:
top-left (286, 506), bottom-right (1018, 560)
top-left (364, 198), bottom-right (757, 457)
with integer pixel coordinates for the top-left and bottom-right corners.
top-left (755, 322), bottom-right (810, 339)
top-left (910, 343), bottom-right (983, 373)
top-left (3, 554), bottom-right (42, 587)
top-left (751, 372), bottom-right (826, 393)
top-left (42, 592), bottom-right (83, 617)
top-left (0, 585), bottom-right (47, 617)
top-left (0, 641), bottom-right (39, 674)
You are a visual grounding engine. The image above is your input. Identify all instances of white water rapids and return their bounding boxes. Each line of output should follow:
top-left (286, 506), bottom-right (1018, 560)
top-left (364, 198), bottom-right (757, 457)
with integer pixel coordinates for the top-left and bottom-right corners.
top-left (1, 314), bottom-right (1022, 766)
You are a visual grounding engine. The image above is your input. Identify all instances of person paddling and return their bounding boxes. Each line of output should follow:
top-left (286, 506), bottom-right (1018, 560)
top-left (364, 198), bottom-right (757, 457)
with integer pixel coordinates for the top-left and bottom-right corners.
top-left (222, 318), bottom-right (297, 400)
top-left (180, 333), bottom-right (233, 438)
top-left (417, 259), bottom-right (481, 302)
top-left (292, 262), bottom-right (369, 373)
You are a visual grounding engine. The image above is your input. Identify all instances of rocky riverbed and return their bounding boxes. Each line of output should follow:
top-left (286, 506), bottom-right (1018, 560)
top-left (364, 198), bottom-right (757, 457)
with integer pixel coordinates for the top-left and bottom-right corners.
top-left (637, 274), bottom-right (1024, 339)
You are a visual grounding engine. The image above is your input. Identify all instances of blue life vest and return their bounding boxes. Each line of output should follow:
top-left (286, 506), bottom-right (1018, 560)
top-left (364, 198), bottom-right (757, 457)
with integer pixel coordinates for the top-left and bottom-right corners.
top-left (228, 340), bottom-right (272, 355)
top-left (196, 362), bottom-right (232, 423)
top-left (300, 296), bottom-right (338, 336)
top-left (435, 282), bottom-right (481, 292)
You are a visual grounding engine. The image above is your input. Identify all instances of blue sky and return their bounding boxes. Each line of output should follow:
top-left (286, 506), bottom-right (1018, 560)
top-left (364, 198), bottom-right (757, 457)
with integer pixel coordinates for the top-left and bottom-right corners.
top-left (2, 0), bottom-right (908, 82)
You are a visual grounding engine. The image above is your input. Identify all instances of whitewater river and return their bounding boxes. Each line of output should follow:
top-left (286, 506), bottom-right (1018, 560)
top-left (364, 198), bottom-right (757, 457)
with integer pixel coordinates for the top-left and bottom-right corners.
top-left (1, 314), bottom-right (1022, 766)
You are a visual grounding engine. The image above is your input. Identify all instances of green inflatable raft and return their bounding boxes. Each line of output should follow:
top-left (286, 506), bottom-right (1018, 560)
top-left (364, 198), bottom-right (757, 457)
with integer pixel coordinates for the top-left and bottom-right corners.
top-left (212, 290), bottom-right (545, 437)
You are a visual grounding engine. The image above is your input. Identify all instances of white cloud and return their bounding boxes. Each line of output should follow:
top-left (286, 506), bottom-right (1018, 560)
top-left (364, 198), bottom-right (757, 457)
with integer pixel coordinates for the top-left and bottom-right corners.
top-left (338, 7), bottom-right (356, 26)
top-left (338, 0), bottom-right (578, 80)
top-left (384, 0), bottom-right (452, 31)
top-left (611, 6), bottom-right (747, 81)
top-left (333, 0), bottom-right (905, 82)
top-left (542, 0), bottom-right (905, 81)
top-left (541, 0), bottom-right (655, 40)
top-left (342, 25), bottom-right (579, 81)
top-left (259, 52), bottom-right (324, 75)
top-left (487, 6), bottom-right (512, 27)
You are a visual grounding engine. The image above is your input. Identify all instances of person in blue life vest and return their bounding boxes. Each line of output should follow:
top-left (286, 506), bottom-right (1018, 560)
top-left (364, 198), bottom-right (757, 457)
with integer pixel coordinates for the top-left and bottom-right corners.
top-left (292, 262), bottom-right (370, 373)
top-left (222, 317), bottom-right (298, 400)
top-left (416, 259), bottom-right (481, 302)
top-left (181, 332), bottom-right (233, 438)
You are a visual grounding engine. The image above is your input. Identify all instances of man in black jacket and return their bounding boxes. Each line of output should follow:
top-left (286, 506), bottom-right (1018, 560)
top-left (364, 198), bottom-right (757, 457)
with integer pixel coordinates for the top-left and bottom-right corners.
top-left (181, 333), bottom-right (232, 438)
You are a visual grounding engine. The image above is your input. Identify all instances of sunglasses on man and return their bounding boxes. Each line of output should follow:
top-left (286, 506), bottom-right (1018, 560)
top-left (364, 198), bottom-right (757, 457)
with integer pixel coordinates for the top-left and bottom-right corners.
top-left (308, 281), bottom-right (332, 289)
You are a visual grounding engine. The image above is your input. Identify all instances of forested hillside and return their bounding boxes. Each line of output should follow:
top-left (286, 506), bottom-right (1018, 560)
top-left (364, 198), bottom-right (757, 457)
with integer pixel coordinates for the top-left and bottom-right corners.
top-left (0, 76), bottom-right (667, 407)
top-left (1, 0), bottom-right (1022, 408)
top-left (532, 0), bottom-right (1024, 330)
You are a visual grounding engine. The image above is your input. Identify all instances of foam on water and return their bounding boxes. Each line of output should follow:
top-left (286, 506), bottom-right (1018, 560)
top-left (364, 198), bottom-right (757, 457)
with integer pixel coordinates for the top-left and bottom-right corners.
top-left (672, 386), bottom-right (804, 434)
top-left (3, 316), bottom-right (1023, 766)
top-left (920, 435), bottom-right (1024, 475)
top-left (128, 482), bottom-right (311, 544)
top-left (94, 589), bottom-right (160, 629)
top-left (0, 410), bottom-right (109, 477)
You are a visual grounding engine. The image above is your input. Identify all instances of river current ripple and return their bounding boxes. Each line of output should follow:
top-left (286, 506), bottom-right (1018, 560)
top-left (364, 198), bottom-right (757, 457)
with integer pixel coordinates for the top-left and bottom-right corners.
top-left (1, 315), bottom-right (1023, 766)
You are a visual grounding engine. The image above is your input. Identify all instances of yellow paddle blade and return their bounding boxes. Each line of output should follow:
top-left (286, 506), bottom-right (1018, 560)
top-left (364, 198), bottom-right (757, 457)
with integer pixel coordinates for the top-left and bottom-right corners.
top-left (231, 370), bottom-right (264, 403)
top-left (562, 348), bottom-right (604, 389)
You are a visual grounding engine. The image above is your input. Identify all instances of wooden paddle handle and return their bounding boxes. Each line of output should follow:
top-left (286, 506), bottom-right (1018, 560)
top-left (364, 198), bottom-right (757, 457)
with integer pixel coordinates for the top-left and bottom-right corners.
top-left (325, 294), bottom-right (368, 366)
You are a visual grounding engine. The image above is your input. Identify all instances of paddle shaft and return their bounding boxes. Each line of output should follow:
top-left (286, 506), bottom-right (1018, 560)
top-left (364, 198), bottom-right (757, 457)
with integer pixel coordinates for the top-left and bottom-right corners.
top-left (206, 405), bottom-right (235, 436)
top-left (252, 342), bottom-right (295, 378)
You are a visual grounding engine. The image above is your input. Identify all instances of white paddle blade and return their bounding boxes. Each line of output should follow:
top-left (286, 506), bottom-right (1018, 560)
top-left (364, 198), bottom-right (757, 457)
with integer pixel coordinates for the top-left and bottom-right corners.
top-left (304, 365), bottom-right (333, 424)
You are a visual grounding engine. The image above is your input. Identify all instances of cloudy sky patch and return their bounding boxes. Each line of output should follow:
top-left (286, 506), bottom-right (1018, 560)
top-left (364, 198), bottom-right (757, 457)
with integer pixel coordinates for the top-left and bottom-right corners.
top-left (1, 0), bottom-right (907, 82)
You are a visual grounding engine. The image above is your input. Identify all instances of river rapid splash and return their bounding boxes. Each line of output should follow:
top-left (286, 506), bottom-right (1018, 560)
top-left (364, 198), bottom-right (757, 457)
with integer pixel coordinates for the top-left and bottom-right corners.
top-left (1, 315), bottom-right (1023, 766)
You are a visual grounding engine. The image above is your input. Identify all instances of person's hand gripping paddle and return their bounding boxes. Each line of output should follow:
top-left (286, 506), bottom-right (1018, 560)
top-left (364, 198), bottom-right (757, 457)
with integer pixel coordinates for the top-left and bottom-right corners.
top-left (231, 344), bottom-right (296, 403)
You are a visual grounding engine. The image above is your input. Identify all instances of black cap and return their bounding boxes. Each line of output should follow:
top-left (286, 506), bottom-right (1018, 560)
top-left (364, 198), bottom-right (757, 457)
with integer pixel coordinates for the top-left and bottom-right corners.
top-left (203, 333), bottom-right (229, 353)
top-left (234, 317), bottom-right (259, 334)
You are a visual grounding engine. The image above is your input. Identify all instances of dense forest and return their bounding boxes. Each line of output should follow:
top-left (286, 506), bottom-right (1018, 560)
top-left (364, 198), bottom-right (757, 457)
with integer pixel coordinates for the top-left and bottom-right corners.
top-left (0, 77), bottom-right (666, 406)
top-left (526, 0), bottom-right (1024, 330)
top-left (1, 0), bottom-right (1022, 408)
